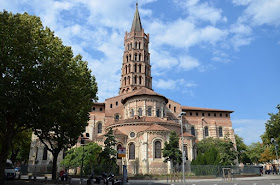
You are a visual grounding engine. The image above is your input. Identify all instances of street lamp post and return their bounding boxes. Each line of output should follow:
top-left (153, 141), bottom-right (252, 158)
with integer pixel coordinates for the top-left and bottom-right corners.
top-left (80, 133), bottom-right (89, 185)
top-left (178, 112), bottom-right (186, 185)
top-left (271, 138), bottom-right (280, 175)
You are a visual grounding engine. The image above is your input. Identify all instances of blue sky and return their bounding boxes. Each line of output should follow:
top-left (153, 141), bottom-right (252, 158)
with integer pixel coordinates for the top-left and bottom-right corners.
top-left (2, 0), bottom-right (280, 145)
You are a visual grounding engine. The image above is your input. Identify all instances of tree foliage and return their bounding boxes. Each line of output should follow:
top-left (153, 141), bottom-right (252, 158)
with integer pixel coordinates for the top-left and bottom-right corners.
top-left (0, 11), bottom-right (98, 181)
top-left (162, 131), bottom-right (182, 171)
top-left (60, 142), bottom-right (102, 175)
top-left (246, 142), bottom-right (264, 164)
top-left (261, 104), bottom-right (280, 159)
top-left (235, 134), bottom-right (251, 164)
top-left (191, 136), bottom-right (237, 165)
top-left (97, 128), bottom-right (118, 174)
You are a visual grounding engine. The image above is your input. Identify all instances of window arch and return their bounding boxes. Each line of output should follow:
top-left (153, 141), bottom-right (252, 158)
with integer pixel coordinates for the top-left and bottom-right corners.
top-left (139, 64), bottom-right (141, 73)
top-left (115, 114), bottom-right (120, 121)
top-left (138, 108), bottom-right (142, 116)
top-left (97, 122), bottom-right (102, 133)
top-left (154, 141), bottom-right (162, 158)
top-left (128, 64), bottom-right (131, 73)
top-left (147, 107), bottom-right (152, 116)
top-left (219, 127), bottom-right (223, 137)
top-left (191, 126), bottom-right (195, 136)
top-left (125, 65), bottom-right (127, 74)
top-left (156, 109), bottom-right (160, 117)
top-left (43, 146), bottom-right (48, 160)
top-left (126, 55), bottom-right (128, 62)
top-left (134, 54), bottom-right (137, 61)
top-left (130, 109), bottom-right (134, 117)
top-left (134, 75), bottom-right (137, 84)
top-left (124, 77), bottom-right (126, 86)
top-left (139, 76), bottom-right (142, 84)
top-left (129, 143), bottom-right (135, 160)
top-left (134, 64), bottom-right (137, 72)
top-left (204, 126), bottom-right (209, 137)
top-left (128, 76), bottom-right (130, 85)
top-left (139, 53), bottom-right (141, 61)
top-left (129, 54), bottom-right (131, 61)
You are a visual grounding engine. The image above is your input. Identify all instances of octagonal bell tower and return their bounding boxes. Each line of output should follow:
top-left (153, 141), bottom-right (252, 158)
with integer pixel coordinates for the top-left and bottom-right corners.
top-left (119, 3), bottom-right (152, 95)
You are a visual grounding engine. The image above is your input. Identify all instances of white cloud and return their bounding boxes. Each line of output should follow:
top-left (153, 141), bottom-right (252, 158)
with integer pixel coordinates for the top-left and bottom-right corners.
top-left (179, 55), bottom-right (200, 70)
top-left (236, 0), bottom-right (280, 27)
top-left (173, 0), bottom-right (226, 24)
top-left (232, 0), bottom-right (252, 6)
top-left (155, 79), bottom-right (197, 90)
top-left (232, 119), bottom-right (266, 145)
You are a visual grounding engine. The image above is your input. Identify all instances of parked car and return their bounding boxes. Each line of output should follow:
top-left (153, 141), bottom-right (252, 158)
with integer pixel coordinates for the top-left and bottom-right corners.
top-left (5, 159), bottom-right (16, 180)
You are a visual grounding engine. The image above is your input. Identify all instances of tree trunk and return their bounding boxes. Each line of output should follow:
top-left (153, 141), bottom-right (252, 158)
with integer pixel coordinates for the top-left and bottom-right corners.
top-left (51, 152), bottom-right (59, 180)
top-left (0, 128), bottom-right (14, 184)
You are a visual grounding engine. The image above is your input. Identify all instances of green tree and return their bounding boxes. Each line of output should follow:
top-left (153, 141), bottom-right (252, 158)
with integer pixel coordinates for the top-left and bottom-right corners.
top-left (191, 136), bottom-right (237, 165)
top-left (97, 128), bottom-right (118, 174)
top-left (60, 142), bottom-right (102, 175)
top-left (0, 11), bottom-right (98, 181)
top-left (235, 134), bottom-right (251, 164)
top-left (261, 104), bottom-right (280, 158)
top-left (246, 142), bottom-right (264, 164)
top-left (162, 131), bottom-right (182, 172)
top-left (9, 129), bottom-right (32, 165)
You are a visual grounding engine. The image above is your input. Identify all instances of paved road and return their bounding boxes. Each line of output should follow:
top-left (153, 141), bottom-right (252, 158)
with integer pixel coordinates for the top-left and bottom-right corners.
top-left (17, 174), bottom-right (280, 185)
top-left (128, 175), bottom-right (280, 185)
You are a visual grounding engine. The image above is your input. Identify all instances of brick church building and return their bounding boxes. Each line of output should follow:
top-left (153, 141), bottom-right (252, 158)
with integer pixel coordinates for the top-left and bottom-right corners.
top-left (28, 3), bottom-right (235, 174)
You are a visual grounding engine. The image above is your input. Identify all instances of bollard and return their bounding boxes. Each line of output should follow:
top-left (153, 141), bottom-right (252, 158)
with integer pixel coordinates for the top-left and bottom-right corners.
top-left (44, 176), bottom-right (47, 182)
top-left (68, 177), bottom-right (72, 185)
top-left (28, 175), bottom-right (32, 181)
top-left (33, 176), bottom-right (36, 181)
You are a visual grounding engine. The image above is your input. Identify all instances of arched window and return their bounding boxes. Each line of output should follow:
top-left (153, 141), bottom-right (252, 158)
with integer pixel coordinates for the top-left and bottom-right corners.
top-left (117, 144), bottom-right (122, 159)
top-left (204, 126), bottom-right (209, 137)
top-left (115, 114), bottom-right (120, 121)
top-left (147, 107), bottom-right (152, 116)
top-left (129, 143), bottom-right (135, 160)
top-left (126, 55), bottom-right (128, 62)
top-left (134, 64), bottom-right (137, 72)
top-left (124, 77), bottom-right (126, 86)
top-left (134, 42), bottom-right (137, 49)
top-left (139, 42), bottom-right (141, 49)
top-left (139, 64), bottom-right (141, 73)
top-left (219, 127), bottom-right (223, 137)
top-left (191, 126), bottom-right (195, 136)
top-left (138, 108), bottom-right (142, 116)
top-left (184, 144), bottom-right (188, 160)
top-left (128, 64), bottom-right (131, 73)
top-left (129, 54), bottom-right (131, 61)
top-left (128, 76), bottom-right (130, 85)
top-left (43, 146), bottom-right (48, 160)
top-left (134, 76), bottom-right (137, 84)
top-left (134, 54), bottom-right (137, 61)
top-left (156, 109), bottom-right (160, 117)
top-left (125, 65), bottom-right (127, 74)
top-left (139, 53), bottom-right (141, 61)
top-left (130, 43), bottom-right (132, 50)
top-left (139, 76), bottom-right (142, 84)
top-left (154, 141), bottom-right (162, 158)
top-left (130, 109), bottom-right (134, 117)
top-left (97, 123), bottom-right (102, 133)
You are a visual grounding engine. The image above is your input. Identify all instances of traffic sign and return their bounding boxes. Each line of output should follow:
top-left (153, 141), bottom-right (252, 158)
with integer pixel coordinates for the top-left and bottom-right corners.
top-left (118, 147), bottom-right (126, 158)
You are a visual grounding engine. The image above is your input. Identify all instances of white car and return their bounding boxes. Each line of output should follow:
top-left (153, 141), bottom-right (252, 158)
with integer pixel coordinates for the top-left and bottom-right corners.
top-left (5, 159), bottom-right (16, 180)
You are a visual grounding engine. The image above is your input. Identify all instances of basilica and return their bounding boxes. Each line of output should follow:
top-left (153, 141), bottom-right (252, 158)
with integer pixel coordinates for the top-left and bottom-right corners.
top-left (28, 3), bottom-right (236, 174)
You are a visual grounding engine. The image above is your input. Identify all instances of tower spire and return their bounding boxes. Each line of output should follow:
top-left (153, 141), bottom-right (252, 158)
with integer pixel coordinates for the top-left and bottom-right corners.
top-left (131, 2), bottom-right (142, 32)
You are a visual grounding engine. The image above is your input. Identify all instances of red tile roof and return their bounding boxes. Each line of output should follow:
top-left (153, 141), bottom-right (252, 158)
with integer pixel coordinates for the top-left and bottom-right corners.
top-left (181, 106), bottom-right (234, 113)
top-left (180, 132), bottom-right (195, 137)
top-left (145, 124), bottom-right (170, 132)
top-left (114, 129), bottom-right (127, 135)
top-left (122, 88), bottom-right (168, 104)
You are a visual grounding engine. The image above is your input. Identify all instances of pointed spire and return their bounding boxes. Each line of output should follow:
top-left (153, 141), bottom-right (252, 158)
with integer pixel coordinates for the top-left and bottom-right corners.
top-left (131, 2), bottom-right (142, 32)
